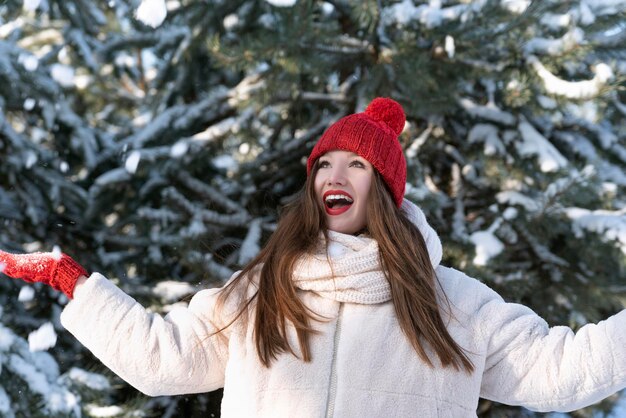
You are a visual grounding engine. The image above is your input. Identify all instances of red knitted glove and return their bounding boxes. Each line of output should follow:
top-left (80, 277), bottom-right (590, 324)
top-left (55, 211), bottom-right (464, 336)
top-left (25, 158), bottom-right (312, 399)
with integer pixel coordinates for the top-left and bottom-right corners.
top-left (0, 250), bottom-right (88, 299)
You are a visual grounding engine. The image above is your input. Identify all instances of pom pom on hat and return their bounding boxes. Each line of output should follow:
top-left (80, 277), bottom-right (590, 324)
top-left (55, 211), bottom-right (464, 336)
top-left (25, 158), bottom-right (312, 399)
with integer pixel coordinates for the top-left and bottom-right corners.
top-left (307, 97), bottom-right (407, 207)
top-left (364, 97), bottom-right (406, 136)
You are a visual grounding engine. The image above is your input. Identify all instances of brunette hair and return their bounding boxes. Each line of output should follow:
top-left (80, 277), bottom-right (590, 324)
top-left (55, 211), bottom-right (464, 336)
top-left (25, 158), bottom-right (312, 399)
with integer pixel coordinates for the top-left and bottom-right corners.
top-left (216, 162), bottom-right (474, 372)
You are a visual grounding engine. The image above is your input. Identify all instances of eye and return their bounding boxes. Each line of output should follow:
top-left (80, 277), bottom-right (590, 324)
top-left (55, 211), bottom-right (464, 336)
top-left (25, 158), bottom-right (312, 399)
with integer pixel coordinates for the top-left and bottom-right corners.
top-left (318, 160), bottom-right (330, 168)
top-left (350, 160), bottom-right (366, 168)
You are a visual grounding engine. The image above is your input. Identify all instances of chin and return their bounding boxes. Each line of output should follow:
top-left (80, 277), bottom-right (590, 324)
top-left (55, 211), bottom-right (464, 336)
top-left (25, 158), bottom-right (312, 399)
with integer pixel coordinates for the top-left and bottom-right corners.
top-left (327, 224), bottom-right (362, 235)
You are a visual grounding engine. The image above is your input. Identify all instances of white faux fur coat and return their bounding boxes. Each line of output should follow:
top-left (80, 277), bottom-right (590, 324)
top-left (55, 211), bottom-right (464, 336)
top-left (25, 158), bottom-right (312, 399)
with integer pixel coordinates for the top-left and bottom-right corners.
top-left (61, 201), bottom-right (626, 417)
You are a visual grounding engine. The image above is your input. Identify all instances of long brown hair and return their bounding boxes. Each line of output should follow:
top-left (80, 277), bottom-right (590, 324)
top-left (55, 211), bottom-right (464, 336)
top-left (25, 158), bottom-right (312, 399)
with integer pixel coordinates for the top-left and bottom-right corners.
top-left (216, 162), bottom-right (474, 372)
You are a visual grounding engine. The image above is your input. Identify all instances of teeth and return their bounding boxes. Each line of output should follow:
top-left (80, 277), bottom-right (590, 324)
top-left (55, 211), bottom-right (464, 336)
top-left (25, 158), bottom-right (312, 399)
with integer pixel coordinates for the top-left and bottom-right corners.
top-left (325, 194), bottom-right (353, 203)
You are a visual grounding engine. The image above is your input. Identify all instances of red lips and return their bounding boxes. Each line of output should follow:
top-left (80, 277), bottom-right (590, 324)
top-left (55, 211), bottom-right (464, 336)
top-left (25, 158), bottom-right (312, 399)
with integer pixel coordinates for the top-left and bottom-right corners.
top-left (323, 190), bottom-right (354, 216)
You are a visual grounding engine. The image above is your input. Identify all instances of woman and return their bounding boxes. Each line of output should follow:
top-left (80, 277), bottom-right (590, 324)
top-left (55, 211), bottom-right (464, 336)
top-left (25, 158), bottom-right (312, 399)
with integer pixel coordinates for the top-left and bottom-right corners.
top-left (1, 98), bottom-right (625, 417)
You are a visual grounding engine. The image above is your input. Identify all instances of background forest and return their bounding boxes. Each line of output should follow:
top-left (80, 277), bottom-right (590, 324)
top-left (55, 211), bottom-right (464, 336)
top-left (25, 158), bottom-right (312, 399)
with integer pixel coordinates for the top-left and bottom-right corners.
top-left (0, 0), bottom-right (625, 416)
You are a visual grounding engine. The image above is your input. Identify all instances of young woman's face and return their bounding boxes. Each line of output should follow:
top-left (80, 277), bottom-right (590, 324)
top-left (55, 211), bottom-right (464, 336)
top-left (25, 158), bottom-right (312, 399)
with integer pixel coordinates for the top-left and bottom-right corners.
top-left (314, 150), bottom-right (374, 235)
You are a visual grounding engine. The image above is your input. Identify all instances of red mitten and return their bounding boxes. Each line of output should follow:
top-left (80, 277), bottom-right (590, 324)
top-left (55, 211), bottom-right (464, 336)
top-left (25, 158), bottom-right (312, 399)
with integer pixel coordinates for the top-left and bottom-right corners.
top-left (0, 250), bottom-right (88, 299)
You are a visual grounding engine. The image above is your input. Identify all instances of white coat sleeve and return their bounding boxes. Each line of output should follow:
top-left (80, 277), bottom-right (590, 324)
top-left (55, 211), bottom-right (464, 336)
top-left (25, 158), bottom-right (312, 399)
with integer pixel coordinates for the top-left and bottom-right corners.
top-left (60, 272), bottom-right (231, 397)
top-left (472, 276), bottom-right (626, 412)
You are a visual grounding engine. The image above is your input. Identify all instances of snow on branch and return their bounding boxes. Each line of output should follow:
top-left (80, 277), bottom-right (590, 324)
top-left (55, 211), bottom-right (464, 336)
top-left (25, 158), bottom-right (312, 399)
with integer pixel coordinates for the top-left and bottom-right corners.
top-left (135, 0), bottom-right (167, 28)
top-left (137, 207), bottom-right (183, 223)
top-left (458, 98), bottom-right (516, 126)
top-left (496, 191), bottom-right (542, 212)
top-left (382, 0), bottom-right (479, 29)
top-left (162, 188), bottom-right (251, 227)
top-left (238, 218), bottom-right (262, 265)
top-left (187, 251), bottom-right (234, 281)
top-left (467, 123), bottom-right (506, 156)
top-left (245, 116), bottom-right (330, 170)
top-left (517, 119), bottom-right (568, 172)
top-left (566, 207), bottom-right (626, 254)
top-left (265, 0), bottom-right (297, 6)
top-left (99, 91), bottom-right (231, 162)
top-left (517, 225), bottom-right (570, 267)
top-left (528, 55), bottom-right (614, 100)
top-left (470, 218), bottom-right (504, 266)
top-left (176, 171), bottom-right (246, 214)
top-left (524, 27), bottom-right (584, 56)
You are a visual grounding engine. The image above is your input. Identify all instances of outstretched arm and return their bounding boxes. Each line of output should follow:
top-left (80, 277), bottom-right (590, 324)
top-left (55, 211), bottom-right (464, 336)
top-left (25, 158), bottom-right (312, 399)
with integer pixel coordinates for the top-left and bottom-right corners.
top-left (1, 249), bottom-right (231, 396)
top-left (470, 274), bottom-right (626, 412)
top-left (61, 273), bottom-right (230, 396)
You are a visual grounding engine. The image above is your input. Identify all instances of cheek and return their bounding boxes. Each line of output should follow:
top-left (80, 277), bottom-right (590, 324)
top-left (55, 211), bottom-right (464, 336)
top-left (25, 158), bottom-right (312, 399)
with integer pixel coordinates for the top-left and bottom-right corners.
top-left (356, 175), bottom-right (373, 200)
top-left (313, 176), bottom-right (324, 199)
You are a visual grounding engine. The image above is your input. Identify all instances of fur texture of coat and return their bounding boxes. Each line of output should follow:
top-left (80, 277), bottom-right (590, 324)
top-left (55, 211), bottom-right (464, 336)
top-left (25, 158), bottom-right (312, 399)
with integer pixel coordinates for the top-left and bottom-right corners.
top-left (61, 200), bottom-right (626, 417)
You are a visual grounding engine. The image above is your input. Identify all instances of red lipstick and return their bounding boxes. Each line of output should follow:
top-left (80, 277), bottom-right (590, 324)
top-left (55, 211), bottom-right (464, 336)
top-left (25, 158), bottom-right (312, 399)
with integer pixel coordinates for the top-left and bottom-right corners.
top-left (323, 190), bottom-right (353, 216)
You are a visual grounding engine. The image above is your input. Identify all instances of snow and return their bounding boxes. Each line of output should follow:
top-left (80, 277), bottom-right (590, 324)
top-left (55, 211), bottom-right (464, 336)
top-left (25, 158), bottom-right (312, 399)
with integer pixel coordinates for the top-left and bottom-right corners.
top-left (0, 387), bottom-right (12, 417)
top-left (579, 1), bottom-right (596, 24)
top-left (264, 0), bottom-right (297, 7)
top-left (540, 13), bottom-right (572, 31)
top-left (383, 1), bottom-right (472, 29)
top-left (239, 218), bottom-right (262, 265)
top-left (565, 207), bottom-right (626, 254)
top-left (24, 150), bottom-right (38, 169)
top-left (223, 14), bottom-right (239, 31)
top-left (153, 281), bottom-right (195, 302)
top-left (95, 168), bottom-right (131, 186)
top-left (239, 142), bottom-right (250, 154)
top-left (0, 324), bottom-right (16, 351)
top-left (47, 391), bottom-right (79, 416)
top-left (258, 13), bottom-right (276, 29)
top-left (0, 18), bottom-right (23, 38)
top-left (18, 53), bottom-right (38, 71)
top-left (125, 150), bottom-right (142, 174)
top-left (192, 117), bottom-right (236, 142)
top-left (85, 405), bottom-right (125, 417)
top-left (501, 0), bottom-right (530, 14)
top-left (537, 95), bottom-right (557, 109)
top-left (213, 154), bottom-right (237, 171)
top-left (66, 367), bottom-right (110, 390)
top-left (459, 98), bottom-right (516, 126)
top-left (583, 0), bottom-right (626, 15)
top-left (470, 219), bottom-right (504, 266)
top-left (50, 64), bottom-right (75, 88)
top-left (170, 140), bottom-right (189, 158)
top-left (135, 0), bottom-right (167, 28)
top-left (8, 354), bottom-right (50, 398)
top-left (52, 245), bottom-right (62, 261)
top-left (22, 0), bottom-right (41, 12)
top-left (528, 56), bottom-right (614, 100)
top-left (322, 2), bottom-right (335, 15)
top-left (524, 28), bottom-right (584, 55)
top-left (503, 207), bottom-right (518, 220)
top-left (23, 98), bottom-right (36, 110)
top-left (444, 35), bottom-right (455, 58)
top-left (467, 124), bottom-right (505, 156)
top-left (496, 190), bottom-right (542, 212)
top-left (18, 286), bottom-right (35, 303)
top-left (28, 322), bottom-right (57, 352)
top-left (517, 120), bottom-right (568, 172)
top-left (114, 53), bottom-right (135, 68)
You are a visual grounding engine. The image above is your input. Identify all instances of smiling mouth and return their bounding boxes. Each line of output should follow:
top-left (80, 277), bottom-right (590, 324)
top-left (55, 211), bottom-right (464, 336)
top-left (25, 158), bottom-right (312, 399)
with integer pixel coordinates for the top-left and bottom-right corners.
top-left (323, 191), bottom-right (353, 215)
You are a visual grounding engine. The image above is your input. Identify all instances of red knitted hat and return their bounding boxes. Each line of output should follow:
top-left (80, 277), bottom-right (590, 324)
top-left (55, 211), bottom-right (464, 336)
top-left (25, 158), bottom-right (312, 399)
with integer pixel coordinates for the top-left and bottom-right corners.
top-left (307, 97), bottom-right (407, 207)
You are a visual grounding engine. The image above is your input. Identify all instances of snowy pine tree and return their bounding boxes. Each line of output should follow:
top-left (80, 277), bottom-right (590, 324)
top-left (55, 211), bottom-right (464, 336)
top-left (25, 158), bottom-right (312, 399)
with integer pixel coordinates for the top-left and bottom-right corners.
top-left (0, 0), bottom-right (625, 416)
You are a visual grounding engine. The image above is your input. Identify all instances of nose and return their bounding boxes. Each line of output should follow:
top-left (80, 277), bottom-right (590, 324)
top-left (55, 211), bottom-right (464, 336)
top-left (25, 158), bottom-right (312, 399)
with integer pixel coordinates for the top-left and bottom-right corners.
top-left (327, 165), bottom-right (346, 185)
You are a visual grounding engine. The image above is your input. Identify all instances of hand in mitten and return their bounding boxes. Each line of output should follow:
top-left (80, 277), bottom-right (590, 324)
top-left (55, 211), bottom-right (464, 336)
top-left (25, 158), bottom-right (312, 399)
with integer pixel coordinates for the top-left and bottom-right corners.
top-left (0, 250), bottom-right (88, 299)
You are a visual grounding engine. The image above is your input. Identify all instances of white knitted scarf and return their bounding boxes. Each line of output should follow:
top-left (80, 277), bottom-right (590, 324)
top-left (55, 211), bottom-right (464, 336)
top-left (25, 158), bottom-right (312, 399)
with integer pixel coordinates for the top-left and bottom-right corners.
top-left (292, 200), bottom-right (442, 305)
